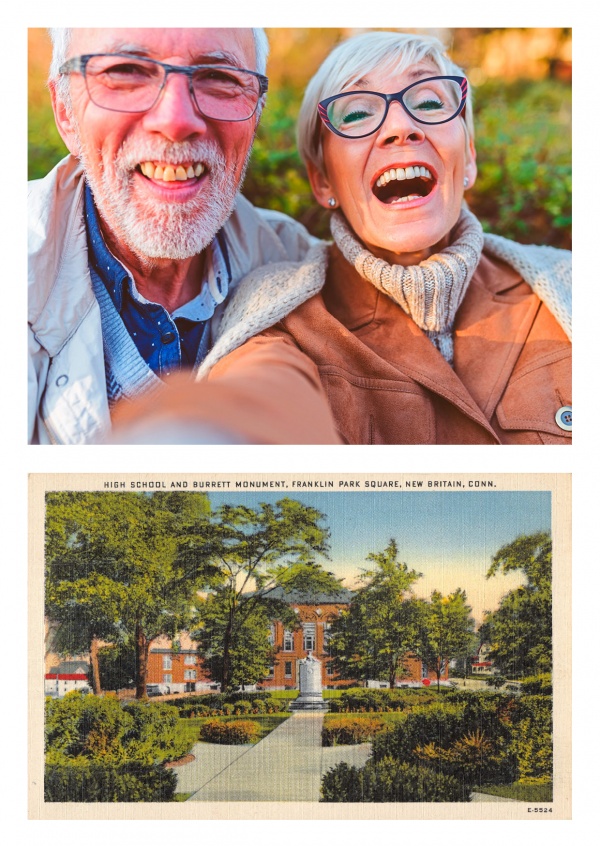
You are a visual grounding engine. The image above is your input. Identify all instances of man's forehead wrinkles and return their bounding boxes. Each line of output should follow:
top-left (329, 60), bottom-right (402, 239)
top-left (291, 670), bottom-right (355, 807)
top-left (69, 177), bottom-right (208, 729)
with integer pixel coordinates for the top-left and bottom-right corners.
top-left (192, 51), bottom-right (248, 68)
top-left (91, 41), bottom-right (148, 55)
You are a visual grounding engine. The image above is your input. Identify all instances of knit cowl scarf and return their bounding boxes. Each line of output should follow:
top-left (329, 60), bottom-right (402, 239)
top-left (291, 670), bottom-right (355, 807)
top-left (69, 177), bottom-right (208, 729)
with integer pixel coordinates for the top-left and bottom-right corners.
top-left (330, 206), bottom-right (484, 364)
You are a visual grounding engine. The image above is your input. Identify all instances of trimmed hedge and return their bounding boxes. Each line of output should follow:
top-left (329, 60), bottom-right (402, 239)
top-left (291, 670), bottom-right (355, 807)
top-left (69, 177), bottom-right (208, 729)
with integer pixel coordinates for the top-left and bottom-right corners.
top-left (44, 761), bottom-right (177, 802)
top-left (322, 717), bottom-right (384, 746)
top-left (321, 758), bottom-right (466, 802)
top-left (200, 719), bottom-right (261, 744)
top-left (172, 692), bottom-right (286, 718)
top-left (327, 688), bottom-right (440, 713)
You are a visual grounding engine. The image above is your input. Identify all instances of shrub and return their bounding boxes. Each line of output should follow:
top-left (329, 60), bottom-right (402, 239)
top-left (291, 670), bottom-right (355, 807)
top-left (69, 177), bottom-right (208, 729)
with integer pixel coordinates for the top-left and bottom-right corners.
top-left (321, 758), bottom-right (466, 802)
top-left (121, 700), bottom-right (189, 763)
top-left (322, 717), bottom-right (384, 746)
top-left (44, 761), bottom-right (177, 802)
top-left (200, 719), bottom-right (261, 745)
top-left (233, 700), bottom-right (252, 715)
top-left (511, 694), bottom-right (552, 782)
top-left (372, 696), bottom-right (517, 788)
top-left (45, 692), bottom-right (133, 763)
top-left (45, 692), bottom-right (190, 767)
top-left (520, 674), bottom-right (552, 696)
top-left (330, 688), bottom-right (439, 714)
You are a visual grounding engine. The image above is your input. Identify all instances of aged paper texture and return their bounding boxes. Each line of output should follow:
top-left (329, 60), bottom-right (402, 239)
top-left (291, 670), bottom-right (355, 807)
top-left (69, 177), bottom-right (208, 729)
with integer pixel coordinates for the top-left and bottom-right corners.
top-left (29, 473), bottom-right (570, 820)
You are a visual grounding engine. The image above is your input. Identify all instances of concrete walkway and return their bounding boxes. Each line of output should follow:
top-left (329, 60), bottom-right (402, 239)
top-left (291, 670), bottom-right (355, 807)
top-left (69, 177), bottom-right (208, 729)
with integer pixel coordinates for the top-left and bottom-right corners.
top-left (180, 712), bottom-right (371, 802)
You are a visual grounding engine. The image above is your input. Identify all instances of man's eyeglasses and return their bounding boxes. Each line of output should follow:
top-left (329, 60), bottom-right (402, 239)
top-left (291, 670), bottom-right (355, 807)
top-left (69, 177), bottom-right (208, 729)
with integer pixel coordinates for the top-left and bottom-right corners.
top-left (318, 76), bottom-right (468, 139)
top-left (59, 53), bottom-right (269, 122)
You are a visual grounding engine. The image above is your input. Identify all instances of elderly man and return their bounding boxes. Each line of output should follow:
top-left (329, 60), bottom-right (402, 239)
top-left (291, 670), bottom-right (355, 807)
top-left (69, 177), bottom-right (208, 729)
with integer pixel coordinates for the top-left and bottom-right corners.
top-left (29, 28), bottom-right (338, 444)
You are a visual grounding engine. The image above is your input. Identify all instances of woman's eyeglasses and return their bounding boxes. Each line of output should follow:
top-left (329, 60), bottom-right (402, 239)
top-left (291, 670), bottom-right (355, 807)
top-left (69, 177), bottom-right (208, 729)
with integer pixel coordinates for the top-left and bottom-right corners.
top-left (318, 76), bottom-right (468, 139)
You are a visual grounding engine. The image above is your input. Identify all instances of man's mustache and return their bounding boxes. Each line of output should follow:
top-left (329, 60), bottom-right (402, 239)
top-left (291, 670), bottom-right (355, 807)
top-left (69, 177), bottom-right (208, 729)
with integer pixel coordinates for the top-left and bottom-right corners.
top-left (114, 139), bottom-right (227, 173)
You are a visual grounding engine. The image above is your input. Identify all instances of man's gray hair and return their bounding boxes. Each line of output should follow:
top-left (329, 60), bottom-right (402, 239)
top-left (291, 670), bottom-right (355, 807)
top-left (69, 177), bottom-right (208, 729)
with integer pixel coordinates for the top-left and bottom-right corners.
top-left (297, 30), bottom-right (474, 173)
top-left (49, 27), bottom-right (270, 102)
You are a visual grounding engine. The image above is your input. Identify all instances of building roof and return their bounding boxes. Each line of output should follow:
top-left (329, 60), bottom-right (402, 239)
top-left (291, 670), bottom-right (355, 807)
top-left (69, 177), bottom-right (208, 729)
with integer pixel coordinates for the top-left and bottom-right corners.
top-left (266, 586), bottom-right (354, 604)
top-left (48, 660), bottom-right (89, 674)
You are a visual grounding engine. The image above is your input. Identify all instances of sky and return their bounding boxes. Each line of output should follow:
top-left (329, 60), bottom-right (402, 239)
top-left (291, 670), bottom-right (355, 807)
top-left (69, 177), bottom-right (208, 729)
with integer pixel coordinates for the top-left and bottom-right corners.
top-left (204, 489), bottom-right (551, 624)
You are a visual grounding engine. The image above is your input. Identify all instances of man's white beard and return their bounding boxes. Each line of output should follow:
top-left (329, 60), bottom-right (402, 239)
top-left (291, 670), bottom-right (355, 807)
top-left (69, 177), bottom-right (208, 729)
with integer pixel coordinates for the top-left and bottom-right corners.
top-left (78, 135), bottom-right (249, 260)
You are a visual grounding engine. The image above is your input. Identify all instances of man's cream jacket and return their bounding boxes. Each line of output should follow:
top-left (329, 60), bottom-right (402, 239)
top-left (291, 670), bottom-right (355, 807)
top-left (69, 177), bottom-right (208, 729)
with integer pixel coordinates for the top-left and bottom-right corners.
top-left (28, 155), bottom-right (316, 444)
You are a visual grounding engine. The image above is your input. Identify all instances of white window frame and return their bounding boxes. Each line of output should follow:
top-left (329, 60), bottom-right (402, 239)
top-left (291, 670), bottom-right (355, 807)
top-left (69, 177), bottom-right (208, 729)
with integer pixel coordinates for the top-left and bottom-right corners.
top-left (303, 623), bottom-right (316, 652)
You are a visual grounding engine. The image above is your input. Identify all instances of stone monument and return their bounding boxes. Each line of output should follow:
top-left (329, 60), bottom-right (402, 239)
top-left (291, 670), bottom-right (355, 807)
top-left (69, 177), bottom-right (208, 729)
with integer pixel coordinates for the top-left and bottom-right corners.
top-left (290, 652), bottom-right (328, 711)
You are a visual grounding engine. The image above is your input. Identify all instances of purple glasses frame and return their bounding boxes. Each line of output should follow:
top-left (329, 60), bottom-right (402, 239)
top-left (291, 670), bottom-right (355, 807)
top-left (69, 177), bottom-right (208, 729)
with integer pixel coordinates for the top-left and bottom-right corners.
top-left (317, 75), bottom-right (468, 138)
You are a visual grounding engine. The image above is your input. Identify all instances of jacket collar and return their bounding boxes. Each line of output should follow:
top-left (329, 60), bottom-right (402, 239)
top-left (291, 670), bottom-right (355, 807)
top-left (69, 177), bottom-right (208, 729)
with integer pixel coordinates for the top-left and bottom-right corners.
top-left (324, 244), bottom-right (540, 431)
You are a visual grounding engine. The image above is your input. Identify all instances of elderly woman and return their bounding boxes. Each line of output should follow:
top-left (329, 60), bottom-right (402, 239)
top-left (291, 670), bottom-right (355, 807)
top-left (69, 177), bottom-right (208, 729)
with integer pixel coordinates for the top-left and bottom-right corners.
top-left (115, 31), bottom-right (571, 445)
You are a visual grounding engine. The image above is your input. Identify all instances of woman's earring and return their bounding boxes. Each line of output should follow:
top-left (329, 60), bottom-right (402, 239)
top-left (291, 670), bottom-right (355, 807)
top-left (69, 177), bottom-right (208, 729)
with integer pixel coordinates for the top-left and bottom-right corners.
top-left (463, 177), bottom-right (469, 188)
top-left (328, 197), bottom-right (337, 208)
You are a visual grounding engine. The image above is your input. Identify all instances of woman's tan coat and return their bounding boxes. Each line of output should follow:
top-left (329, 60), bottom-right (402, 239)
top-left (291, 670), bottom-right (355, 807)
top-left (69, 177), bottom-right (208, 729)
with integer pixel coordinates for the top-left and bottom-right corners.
top-left (207, 243), bottom-right (571, 445)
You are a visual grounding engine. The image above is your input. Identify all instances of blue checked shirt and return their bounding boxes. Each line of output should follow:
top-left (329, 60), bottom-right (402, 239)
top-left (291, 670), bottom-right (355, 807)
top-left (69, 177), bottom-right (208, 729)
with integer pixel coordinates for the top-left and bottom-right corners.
top-left (84, 184), bottom-right (231, 376)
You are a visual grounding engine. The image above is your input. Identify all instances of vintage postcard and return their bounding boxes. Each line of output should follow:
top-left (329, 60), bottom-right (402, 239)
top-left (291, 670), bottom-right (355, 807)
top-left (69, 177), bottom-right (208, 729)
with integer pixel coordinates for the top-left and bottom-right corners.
top-left (29, 472), bottom-right (570, 820)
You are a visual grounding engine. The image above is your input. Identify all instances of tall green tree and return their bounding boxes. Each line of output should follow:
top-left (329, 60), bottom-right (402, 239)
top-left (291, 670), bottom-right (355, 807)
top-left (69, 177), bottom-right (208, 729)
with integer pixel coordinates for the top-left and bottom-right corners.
top-left (413, 589), bottom-right (475, 691)
top-left (328, 540), bottom-right (422, 688)
top-left (192, 498), bottom-right (340, 692)
top-left (45, 491), bottom-right (212, 698)
top-left (195, 594), bottom-right (276, 690)
top-left (480, 532), bottom-right (552, 678)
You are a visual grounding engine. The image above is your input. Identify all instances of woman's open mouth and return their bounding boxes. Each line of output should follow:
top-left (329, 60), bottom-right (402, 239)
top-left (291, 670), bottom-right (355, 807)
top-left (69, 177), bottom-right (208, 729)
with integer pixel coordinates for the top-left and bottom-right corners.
top-left (372, 165), bottom-right (435, 205)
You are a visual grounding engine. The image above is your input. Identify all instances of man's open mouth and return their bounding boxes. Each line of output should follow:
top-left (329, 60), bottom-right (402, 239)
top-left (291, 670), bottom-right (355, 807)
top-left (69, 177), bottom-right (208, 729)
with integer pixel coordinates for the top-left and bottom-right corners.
top-left (372, 165), bottom-right (435, 204)
top-left (138, 161), bottom-right (206, 182)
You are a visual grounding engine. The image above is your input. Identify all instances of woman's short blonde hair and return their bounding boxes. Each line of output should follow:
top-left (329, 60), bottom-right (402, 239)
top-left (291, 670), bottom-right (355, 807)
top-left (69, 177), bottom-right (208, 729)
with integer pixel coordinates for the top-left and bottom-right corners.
top-left (297, 30), bottom-right (474, 172)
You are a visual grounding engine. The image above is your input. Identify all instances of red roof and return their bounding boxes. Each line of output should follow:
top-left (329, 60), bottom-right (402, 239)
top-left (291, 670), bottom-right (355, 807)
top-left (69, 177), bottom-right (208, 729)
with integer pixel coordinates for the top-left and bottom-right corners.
top-left (45, 673), bottom-right (88, 681)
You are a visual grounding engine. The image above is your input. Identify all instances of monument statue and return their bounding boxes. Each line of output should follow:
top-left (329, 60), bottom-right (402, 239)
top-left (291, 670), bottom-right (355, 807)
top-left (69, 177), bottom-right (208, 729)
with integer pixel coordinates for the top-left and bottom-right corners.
top-left (290, 651), bottom-right (328, 711)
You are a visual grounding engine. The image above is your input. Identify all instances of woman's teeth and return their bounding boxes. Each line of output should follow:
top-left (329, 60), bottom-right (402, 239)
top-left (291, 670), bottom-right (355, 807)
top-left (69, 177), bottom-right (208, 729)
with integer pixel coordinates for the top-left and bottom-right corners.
top-left (375, 165), bottom-right (432, 188)
top-left (139, 162), bottom-right (205, 182)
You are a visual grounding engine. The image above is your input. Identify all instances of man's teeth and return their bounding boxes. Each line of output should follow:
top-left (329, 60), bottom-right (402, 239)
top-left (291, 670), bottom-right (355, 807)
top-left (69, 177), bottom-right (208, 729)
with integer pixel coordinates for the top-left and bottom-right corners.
top-left (140, 162), bottom-right (205, 181)
top-left (375, 165), bottom-right (432, 188)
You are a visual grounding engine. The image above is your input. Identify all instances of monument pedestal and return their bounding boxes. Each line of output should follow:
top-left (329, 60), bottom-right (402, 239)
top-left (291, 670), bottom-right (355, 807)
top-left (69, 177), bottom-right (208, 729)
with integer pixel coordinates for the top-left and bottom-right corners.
top-left (290, 652), bottom-right (329, 711)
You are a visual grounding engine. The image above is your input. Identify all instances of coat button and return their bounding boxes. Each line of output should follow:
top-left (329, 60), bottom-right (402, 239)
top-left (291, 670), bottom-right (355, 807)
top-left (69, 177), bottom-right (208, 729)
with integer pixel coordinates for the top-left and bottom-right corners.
top-left (555, 406), bottom-right (572, 431)
top-left (161, 332), bottom-right (176, 345)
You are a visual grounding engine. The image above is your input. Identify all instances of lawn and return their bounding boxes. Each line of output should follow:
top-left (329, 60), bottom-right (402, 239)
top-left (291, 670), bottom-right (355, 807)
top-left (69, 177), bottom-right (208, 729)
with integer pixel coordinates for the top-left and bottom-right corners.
top-left (177, 713), bottom-right (290, 747)
top-left (476, 783), bottom-right (553, 803)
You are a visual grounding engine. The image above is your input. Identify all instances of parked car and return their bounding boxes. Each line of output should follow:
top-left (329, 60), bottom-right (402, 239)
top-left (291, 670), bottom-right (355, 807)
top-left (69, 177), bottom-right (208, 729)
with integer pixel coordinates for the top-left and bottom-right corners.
top-left (146, 683), bottom-right (170, 697)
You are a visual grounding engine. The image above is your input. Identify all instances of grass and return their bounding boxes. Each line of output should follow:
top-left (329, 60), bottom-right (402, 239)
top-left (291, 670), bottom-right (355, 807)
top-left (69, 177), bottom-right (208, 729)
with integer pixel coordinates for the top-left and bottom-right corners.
top-left (476, 782), bottom-right (553, 802)
top-left (177, 713), bottom-right (290, 747)
top-left (173, 792), bottom-right (193, 802)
